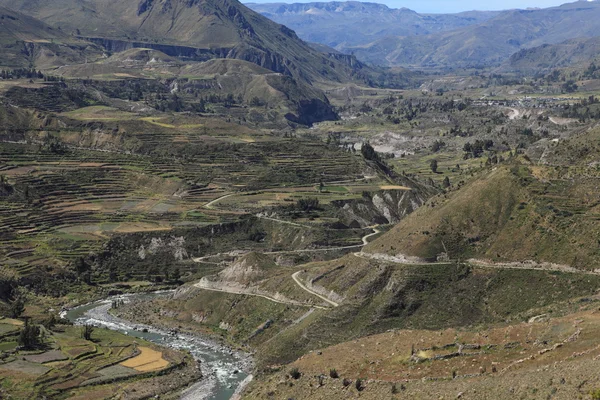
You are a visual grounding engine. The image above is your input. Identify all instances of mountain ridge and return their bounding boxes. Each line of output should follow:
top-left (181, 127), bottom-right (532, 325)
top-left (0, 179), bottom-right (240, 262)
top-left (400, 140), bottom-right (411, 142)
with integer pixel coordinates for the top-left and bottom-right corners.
top-left (0, 6), bottom-right (103, 69)
top-left (0, 0), bottom-right (372, 84)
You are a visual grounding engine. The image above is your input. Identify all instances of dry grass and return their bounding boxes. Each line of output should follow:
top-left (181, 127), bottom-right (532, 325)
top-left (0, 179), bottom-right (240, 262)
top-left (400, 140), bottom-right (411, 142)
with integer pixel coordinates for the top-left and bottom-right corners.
top-left (247, 307), bottom-right (600, 399)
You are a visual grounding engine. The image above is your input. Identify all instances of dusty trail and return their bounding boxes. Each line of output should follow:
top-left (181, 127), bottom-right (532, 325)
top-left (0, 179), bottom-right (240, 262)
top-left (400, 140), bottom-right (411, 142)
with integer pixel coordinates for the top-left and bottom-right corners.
top-left (255, 215), bottom-right (313, 229)
top-left (291, 271), bottom-right (339, 307)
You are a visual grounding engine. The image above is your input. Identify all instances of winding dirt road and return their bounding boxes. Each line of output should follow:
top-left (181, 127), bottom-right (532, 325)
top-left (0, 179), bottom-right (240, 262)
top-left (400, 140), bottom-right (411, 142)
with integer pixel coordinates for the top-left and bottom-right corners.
top-left (203, 193), bottom-right (235, 209)
top-left (291, 271), bottom-right (339, 307)
top-left (193, 278), bottom-right (330, 309)
top-left (193, 226), bottom-right (381, 307)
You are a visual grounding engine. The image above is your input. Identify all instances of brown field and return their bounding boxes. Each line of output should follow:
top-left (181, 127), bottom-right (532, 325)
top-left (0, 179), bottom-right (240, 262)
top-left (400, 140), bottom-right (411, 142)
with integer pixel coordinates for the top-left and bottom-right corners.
top-left (120, 346), bottom-right (169, 372)
top-left (379, 185), bottom-right (411, 190)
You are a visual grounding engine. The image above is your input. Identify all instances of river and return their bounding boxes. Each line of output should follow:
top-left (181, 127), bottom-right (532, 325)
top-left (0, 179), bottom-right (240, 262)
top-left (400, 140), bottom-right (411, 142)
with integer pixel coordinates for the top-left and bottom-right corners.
top-left (62, 292), bottom-right (252, 400)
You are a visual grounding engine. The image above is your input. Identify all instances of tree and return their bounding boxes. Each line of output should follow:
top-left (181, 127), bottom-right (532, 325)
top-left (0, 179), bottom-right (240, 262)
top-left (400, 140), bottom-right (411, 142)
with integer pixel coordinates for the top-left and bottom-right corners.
top-left (75, 257), bottom-right (91, 281)
top-left (442, 176), bottom-right (451, 188)
top-left (430, 140), bottom-right (446, 153)
top-left (360, 142), bottom-right (380, 162)
top-left (171, 267), bottom-right (181, 282)
top-left (9, 296), bottom-right (25, 318)
top-left (562, 80), bottom-right (578, 93)
top-left (224, 93), bottom-right (235, 108)
top-left (81, 324), bottom-right (94, 341)
top-left (18, 319), bottom-right (42, 349)
top-left (355, 378), bottom-right (365, 391)
top-left (430, 159), bottom-right (439, 173)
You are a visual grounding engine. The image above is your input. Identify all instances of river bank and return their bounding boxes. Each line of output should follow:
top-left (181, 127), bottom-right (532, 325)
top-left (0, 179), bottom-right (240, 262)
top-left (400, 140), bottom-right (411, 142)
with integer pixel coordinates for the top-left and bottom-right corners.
top-left (63, 291), bottom-right (254, 400)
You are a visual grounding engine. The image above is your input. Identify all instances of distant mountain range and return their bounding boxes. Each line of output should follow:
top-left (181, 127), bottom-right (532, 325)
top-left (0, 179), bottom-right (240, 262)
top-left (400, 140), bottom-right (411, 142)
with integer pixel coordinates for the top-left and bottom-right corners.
top-left (247, 1), bottom-right (600, 69)
top-left (246, 2), bottom-right (499, 48)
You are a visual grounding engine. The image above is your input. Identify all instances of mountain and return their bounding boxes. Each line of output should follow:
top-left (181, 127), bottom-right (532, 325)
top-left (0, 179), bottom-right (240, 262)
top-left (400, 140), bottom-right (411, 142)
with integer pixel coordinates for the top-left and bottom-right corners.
top-left (0, 7), bottom-right (102, 69)
top-left (0, 0), bottom-right (371, 84)
top-left (246, 2), bottom-right (499, 50)
top-left (343, 1), bottom-right (600, 68)
top-left (503, 37), bottom-right (600, 74)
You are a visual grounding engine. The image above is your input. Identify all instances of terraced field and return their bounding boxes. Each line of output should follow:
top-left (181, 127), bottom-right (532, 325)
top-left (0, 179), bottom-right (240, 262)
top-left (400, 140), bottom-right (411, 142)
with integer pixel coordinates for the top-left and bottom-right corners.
top-left (0, 125), bottom-right (372, 283)
top-left (0, 324), bottom-right (194, 399)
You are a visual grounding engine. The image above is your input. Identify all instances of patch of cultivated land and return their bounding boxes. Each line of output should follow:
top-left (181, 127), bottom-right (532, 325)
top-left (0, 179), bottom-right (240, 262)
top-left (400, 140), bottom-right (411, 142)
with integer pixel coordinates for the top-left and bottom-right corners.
top-left (120, 346), bottom-right (170, 372)
top-left (0, 325), bottom-right (199, 399)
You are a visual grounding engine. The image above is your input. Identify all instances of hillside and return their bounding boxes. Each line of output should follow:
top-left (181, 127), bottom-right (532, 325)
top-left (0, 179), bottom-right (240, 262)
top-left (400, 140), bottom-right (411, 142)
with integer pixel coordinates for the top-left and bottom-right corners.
top-left (246, 2), bottom-right (498, 50)
top-left (345, 1), bottom-right (600, 68)
top-left (51, 55), bottom-right (337, 125)
top-left (0, 7), bottom-right (102, 69)
top-left (364, 150), bottom-right (600, 271)
top-left (246, 306), bottom-right (600, 399)
top-left (503, 37), bottom-right (600, 74)
top-left (0, 0), bottom-right (371, 85)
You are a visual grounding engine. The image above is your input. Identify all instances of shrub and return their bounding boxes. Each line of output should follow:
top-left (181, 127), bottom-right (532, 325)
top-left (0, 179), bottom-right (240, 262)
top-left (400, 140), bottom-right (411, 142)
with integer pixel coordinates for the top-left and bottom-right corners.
top-left (289, 367), bottom-right (301, 379)
top-left (329, 369), bottom-right (339, 379)
top-left (342, 378), bottom-right (352, 387)
top-left (355, 378), bottom-right (364, 391)
top-left (296, 198), bottom-right (319, 211)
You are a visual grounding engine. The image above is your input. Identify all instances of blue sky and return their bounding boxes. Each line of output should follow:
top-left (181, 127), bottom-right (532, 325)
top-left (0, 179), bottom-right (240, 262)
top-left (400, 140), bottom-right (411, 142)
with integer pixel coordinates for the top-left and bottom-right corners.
top-left (245, 0), bottom-right (578, 13)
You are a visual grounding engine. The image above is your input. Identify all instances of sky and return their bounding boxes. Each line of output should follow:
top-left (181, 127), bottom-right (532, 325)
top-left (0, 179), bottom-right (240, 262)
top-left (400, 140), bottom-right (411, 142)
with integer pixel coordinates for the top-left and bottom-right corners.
top-left (244, 0), bottom-right (580, 13)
